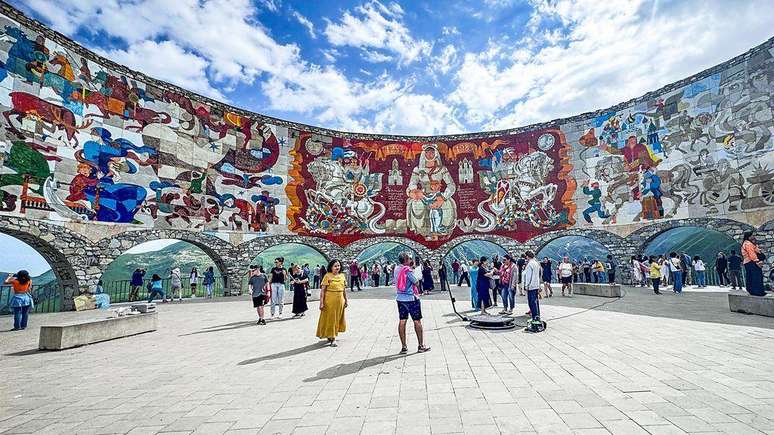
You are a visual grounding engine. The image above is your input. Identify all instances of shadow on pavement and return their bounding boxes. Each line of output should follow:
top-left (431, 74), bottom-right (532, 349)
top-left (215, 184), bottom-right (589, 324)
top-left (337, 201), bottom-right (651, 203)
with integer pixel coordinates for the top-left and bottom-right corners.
top-left (238, 341), bottom-right (329, 366)
top-left (5, 348), bottom-right (47, 356)
top-left (303, 353), bottom-right (410, 382)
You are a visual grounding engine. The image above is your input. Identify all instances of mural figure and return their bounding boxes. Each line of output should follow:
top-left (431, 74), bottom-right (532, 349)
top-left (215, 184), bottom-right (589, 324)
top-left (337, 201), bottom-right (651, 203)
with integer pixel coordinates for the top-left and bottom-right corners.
top-left (301, 146), bottom-right (385, 234)
top-left (582, 180), bottom-right (608, 224)
top-left (65, 128), bottom-right (156, 222)
top-left (475, 149), bottom-right (560, 231)
top-left (406, 144), bottom-right (456, 240)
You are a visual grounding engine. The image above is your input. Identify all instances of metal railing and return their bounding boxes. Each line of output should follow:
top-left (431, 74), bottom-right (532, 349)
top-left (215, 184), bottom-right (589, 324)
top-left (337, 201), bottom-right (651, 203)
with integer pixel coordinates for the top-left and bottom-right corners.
top-left (101, 276), bottom-right (229, 303)
top-left (0, 281), bottom-right (62, 315)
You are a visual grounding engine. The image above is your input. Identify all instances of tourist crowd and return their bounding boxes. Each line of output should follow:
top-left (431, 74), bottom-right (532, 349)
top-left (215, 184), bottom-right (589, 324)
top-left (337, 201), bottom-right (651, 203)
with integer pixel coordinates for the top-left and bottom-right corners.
top-left (5, 231), bottom-right (770, 338)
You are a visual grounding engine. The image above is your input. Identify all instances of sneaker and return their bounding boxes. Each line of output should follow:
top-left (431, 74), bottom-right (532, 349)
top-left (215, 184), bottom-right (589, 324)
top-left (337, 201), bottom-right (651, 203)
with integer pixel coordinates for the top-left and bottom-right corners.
top-left (417, 345), bottom-right (431, 353)
top-left (399, 347), bottom-right (408, 354)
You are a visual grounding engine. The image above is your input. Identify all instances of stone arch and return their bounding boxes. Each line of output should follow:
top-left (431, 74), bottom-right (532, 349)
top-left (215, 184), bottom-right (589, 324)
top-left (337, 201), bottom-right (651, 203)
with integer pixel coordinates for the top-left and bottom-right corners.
top-left (527, 228), bottom-right (626, 256)
top-left (96, 229), bottom-right (237, 292)
top-left (434, 234), bottom-right (520, 261)
top-left (235, 235), bottom-right (343, 290)
top-left (527, 228), bottom-right (629, 283)
top-left (238, 235), bottom-right (341, 263)
top-left (625, 218), bottom-right (756, 256)
top-left (0, 216), bottom-right (99, 310)
top-left (342, 237), bottom-right (431, 265)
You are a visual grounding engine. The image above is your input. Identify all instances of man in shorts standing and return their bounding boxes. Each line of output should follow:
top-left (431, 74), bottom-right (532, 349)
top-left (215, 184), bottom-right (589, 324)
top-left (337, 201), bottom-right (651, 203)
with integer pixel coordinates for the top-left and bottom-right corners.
top-left (248, 266), bottom-right (268, 325)
top-left (558, 256), bottom-right (574, 296)
top-left (394, 252), bottom-right (430, 354)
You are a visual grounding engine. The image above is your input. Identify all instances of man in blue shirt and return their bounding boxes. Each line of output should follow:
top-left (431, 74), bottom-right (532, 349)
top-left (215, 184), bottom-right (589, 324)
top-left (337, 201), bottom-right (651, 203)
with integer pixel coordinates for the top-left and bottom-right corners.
top-left (394, 252), bottom-right (430, 354)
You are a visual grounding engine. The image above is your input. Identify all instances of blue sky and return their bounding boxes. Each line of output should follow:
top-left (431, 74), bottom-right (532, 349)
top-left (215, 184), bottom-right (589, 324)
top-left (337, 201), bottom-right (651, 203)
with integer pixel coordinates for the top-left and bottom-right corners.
top-left (11, 0), bottom-right (774, 135)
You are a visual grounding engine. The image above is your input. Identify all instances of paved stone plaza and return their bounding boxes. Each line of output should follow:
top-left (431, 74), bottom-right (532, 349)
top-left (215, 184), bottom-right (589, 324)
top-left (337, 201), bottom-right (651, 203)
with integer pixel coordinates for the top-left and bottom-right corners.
top-left (2, 286), bottom-right (774, 435)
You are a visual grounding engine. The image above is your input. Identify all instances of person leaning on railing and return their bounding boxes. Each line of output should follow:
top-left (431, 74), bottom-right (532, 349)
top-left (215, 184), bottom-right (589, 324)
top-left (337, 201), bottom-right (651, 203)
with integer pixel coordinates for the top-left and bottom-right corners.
top-left (4, 270), bottom-right (32, 331)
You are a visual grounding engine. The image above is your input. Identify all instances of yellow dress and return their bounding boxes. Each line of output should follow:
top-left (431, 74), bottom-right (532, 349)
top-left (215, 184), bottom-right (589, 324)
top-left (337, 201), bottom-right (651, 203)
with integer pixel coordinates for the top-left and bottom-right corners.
top-left (316, 273), bottom-right (347, 339)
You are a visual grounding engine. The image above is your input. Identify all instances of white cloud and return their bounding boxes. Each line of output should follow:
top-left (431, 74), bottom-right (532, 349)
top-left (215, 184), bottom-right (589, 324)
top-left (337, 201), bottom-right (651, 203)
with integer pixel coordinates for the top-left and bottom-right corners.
top-left (321, 48), bottom-right (339, 63)
top-left (370, 94), bottom-right (464, 135)
top-left (98, 40), bottom-right (226, 101)
top-left (441, 26), bottom-right (459, 36)
top-left (362, 49), bottom-right (393, 63)
top-left (324, 0), bottom-right (431, 65)
top-left (291, 10), bottom-right (316, 39)
top-left (257, 0), bottom-right (279, 13)
top-left (450, 0), bottom-right (774, 130)
top-left (436, 45), bottom-right (458, 75)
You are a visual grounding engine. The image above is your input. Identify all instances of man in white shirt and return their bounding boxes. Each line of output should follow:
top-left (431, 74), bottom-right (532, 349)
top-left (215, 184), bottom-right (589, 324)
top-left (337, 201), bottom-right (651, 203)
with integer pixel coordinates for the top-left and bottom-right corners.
top-left (558, 256), bottom-right (574, 297)
top-left (458, 261), bottom-right (470, 286)
top-left (522, 250), bottom-right (543, 331)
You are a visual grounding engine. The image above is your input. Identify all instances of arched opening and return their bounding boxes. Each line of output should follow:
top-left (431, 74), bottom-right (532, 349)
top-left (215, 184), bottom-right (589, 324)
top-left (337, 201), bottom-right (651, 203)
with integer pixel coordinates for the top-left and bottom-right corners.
top-left (100, 239), bottom-right (228, 302)
top-left (354, 242), bottom-right (418, 287)
top-left (444, 240), bottom-right (508, 286)
top-left (0, 232), bottom-right (63, 314)
top-left (250, 243), bottom-right (328, 289)
top-left (644, 226), bottom-right (741, 286)
top-left (536, 235), bottom-right (612, 283)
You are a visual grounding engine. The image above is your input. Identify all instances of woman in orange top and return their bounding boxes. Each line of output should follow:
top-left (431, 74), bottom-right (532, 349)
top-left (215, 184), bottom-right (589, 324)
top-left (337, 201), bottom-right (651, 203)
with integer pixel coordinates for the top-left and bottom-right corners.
top-left (4, 270), bottom-right (33, 330)
top-left (741, 231), bottom-right (765, 296)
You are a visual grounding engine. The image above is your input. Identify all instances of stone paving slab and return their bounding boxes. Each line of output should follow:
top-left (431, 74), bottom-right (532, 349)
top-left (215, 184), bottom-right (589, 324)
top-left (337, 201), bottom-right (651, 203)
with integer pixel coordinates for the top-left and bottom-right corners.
top-left (1, 289), bottom-right (774, 435)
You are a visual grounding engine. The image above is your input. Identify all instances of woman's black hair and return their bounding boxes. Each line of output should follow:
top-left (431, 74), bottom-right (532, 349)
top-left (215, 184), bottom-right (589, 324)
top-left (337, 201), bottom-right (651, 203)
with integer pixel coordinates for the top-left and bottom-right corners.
top-left (743, 231), bottom-right (754, 241)
top-left (152, 274), bottom-right (161, 281)
top-left (16, 270), bottom-right (30, 284)
top-left (479, 256), bottom-right (488, 264)
top-left (327, 259), bottom-right (341, 273)
top-left (693, 255), bottom-right (700, 261)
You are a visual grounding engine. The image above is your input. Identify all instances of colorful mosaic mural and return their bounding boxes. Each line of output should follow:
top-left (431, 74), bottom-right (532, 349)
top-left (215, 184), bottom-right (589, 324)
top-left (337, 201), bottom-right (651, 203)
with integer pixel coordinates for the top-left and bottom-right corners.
top-left (0, 5), bottom-right (772, 249)
top-left (286, 131), bottom-right (575, 247)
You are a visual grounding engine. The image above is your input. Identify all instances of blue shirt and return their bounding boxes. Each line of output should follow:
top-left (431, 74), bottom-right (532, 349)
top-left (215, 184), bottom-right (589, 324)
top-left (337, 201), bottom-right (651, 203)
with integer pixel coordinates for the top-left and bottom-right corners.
top-left (394, 266), bottom-right (418, 302)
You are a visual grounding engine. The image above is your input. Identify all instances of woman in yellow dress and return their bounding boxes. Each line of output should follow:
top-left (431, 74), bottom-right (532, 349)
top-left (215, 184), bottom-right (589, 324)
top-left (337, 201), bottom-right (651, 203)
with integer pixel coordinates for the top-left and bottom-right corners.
top-left (316, 259), bottom-right (348, 346)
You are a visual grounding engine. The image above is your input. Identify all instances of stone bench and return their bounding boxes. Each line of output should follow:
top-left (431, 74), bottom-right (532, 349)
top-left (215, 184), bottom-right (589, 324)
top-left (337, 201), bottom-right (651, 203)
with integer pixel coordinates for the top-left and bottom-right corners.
top-left (728, 291), bottom-right (774, 317)
top-left (572, 283), bottom-right (622, 298)
top-left (39, 312), bottom-right (157, 350)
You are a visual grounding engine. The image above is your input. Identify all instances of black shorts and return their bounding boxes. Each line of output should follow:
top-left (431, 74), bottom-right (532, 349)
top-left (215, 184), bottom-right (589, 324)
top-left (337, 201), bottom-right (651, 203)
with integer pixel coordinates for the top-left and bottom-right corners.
top-left (561, 276), bottom-right (572, 284)
top-left (252, 295), bottom-right (266, 307)
top-left (397, 300), bottom-right (422, 320)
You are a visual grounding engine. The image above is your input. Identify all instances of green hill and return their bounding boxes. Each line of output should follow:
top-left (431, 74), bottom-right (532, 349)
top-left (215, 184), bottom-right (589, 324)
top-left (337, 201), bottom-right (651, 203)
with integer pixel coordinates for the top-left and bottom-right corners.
top-left (252, 244), bottom-right (327, 270)
top-left (101, 241), bottom-right (218, 283)
top-left (0, 269), bottom-right (56, 286)
top-left (537, 236), bottom-right (611, 264)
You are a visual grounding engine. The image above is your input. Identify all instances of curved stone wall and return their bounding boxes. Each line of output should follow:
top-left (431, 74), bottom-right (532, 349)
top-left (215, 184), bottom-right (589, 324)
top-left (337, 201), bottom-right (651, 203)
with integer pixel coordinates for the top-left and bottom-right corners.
top-left (0, 3), bottom-right (772, 306)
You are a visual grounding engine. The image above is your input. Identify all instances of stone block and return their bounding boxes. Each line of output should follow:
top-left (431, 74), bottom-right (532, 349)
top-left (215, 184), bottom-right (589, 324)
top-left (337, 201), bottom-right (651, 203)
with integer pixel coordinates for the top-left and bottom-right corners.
top-left (38, 312), bottom-right (158, 350)
top-left (573, 283), bottom-right (622, 298)
top-left (728, 291), bottom-right (774, 317)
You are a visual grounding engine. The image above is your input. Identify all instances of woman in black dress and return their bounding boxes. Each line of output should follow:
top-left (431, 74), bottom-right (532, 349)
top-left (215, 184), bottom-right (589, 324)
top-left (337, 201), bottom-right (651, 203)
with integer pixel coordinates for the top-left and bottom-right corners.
top-left (422, 260), bottom-right (434, 294)
top-left (477, 257), bottom-right (493, 315)
top-left (290, 265), bottom-right (309, 317)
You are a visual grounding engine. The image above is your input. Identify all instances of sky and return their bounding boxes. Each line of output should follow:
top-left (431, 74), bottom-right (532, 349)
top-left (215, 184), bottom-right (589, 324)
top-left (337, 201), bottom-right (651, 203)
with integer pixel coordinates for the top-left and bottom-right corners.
top-left (2, 0), bottom-right (774, 273)
top-left (10, 0), bottom-right (774, 136)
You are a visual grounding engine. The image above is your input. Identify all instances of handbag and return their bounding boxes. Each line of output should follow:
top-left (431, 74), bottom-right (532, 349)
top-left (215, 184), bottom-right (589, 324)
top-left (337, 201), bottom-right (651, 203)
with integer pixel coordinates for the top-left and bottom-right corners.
top-left (758, 252), bottom-right (766, 261)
